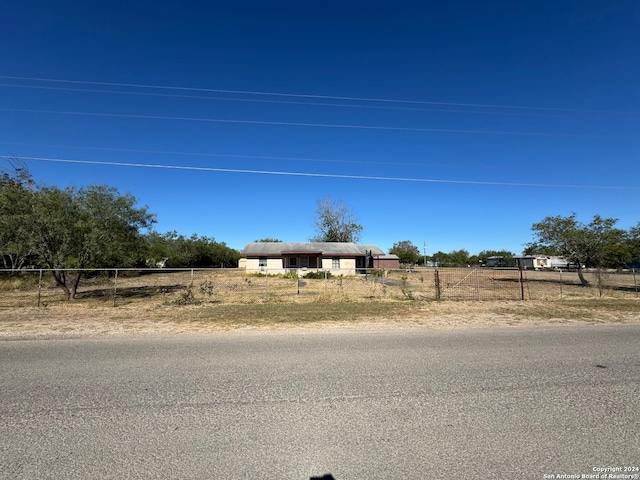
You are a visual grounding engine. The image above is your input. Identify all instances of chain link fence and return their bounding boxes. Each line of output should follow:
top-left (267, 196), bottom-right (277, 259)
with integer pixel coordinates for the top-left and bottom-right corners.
top-left (0, 267), bottom-right (638, 308)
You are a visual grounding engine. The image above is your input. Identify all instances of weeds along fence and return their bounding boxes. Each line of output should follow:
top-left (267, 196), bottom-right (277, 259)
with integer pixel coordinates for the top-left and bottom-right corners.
top-left (0, 267), bottom-right (638, 308)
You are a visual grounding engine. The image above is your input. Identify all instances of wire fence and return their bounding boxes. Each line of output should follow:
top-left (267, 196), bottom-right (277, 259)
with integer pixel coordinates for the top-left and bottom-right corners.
top-left (0, 267), bottom-right (638, 308)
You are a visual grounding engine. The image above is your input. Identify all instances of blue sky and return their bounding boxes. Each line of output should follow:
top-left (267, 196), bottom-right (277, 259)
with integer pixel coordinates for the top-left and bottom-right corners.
top-left (1, 1), bottom-right (638, 256)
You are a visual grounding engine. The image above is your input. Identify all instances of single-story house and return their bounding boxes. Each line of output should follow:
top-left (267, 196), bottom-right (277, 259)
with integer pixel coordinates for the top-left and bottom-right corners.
top-left (239, 242), bottom-right (399, 274)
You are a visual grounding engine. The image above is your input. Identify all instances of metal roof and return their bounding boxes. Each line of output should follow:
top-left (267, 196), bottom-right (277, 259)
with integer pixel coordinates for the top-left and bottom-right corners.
top-left (357, 244), bottom-right (386, 256)
top-left (375, 254), bottom-right (400, 260)
top-left (241, 242), bottom-right (384, 256)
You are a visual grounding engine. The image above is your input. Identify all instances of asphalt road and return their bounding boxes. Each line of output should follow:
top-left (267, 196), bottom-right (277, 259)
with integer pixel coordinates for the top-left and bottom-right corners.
top-left (1, 325), bottom-right (639, 479)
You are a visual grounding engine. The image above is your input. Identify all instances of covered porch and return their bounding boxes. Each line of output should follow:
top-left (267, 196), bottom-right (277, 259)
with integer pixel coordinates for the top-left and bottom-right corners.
top-left (280, 250), bottom-right (323, 271)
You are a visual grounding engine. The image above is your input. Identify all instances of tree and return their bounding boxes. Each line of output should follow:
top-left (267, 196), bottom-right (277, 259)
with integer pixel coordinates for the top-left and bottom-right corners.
top-left (254, 238), bottom-right (282, 243)
top-left (389, 240), bottom-right (421, 265)
top-left (431, 249), bottom-right (470, 267)
top-left (527, 213), bottom-right (626, 286)
top-left (626, 223), bottom-right (640, 267)
top-left (311, 197), bottom-right (363, 243)
top-left (477, 250), bottom-right (516, 267)
top-left (30, 185), bottom-right (155, 299)
top-left (0, 165), bottom-right (37, 270)
top-left (145, 231), bottom-right (240, 268)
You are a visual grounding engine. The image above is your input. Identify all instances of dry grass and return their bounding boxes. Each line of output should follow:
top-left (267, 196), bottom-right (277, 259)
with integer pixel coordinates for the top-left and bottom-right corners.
top-left (1, 269), bottom-right (638, 338)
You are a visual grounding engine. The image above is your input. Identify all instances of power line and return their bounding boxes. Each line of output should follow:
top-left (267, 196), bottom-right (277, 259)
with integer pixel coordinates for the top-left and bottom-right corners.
top-left (5, 141), bottom-right (633, 174)
top-left (0, 83), bottom-right (622, 120)
top-left (0, 141), bottom-right (428, 168)
top-left (0, 75), bottom-right (630, 115)
top-left (3, 155), bottom-right (638, 191)
top-left (0, 107), bottom-right (595, 137)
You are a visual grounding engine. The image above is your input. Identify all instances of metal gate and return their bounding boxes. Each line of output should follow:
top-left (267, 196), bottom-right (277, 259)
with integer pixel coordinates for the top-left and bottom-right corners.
top-left (434, 267), bottom-right (524, 300)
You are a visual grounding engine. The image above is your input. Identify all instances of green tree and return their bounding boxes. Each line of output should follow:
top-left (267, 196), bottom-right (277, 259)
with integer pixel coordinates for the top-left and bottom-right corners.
top-left (627, 223), bottom-right (640, 267)
top-left (527, 213), bottom-right (626, 286)
top-left (431, 249), bottom-right (470, 267)
top-left (182, 234), bottom-right (239, 267)
top-left (311, 197), bottom-right (363, 243)
top-left (207, 239), bottom-right (241, 268)
top-left (31, 185), bottom-right (155, 299)
top-left (254, 238), bottom-right (282, 242)
top-left (477, 250), bottom-right (516, 267)
top-left (0, 165), bottom-right (37, 270)
top-left (144, 230), bottom-right (175, 267)
top-left (144, 231), bottom-right (240, 268)
top-left (389, 240), bottom-right (421, 265)
top-left (448, 249), bottom-right (471, 266)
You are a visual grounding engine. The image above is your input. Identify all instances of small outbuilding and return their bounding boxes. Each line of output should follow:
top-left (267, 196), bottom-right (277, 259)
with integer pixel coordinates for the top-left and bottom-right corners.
top-left (514, 255), bottom-right (571, 270)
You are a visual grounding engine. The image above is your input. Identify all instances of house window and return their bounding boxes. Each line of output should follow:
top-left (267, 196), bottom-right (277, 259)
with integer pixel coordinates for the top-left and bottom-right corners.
top-left (259, 257), bottom-right (267, 268)
top-left (288, 257), bottom-right (298, 267)
top-left (332, 257), bottom-right (340, 270)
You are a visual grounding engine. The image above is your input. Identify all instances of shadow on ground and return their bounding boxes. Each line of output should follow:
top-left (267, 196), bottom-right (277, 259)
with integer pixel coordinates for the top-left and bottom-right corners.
top-left (77, 285), bottom-right (184, 300)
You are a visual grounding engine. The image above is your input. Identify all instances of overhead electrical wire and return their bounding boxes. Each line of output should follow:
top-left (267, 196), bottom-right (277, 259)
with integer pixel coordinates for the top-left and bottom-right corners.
top-left (2, 155), bottom-right (637, 191)
top-left (0, 83), bottom-right (621, 120)
top-left (0, 107), bottom-right (595, 137)
top-left (0, 141), bottom-right (427, 168)
top-left (1, 76), bottom-right (635, 190)
top-left (0, 75), bottom-right (631, 115)
top-left (2, 141), bottom-right (633, 173)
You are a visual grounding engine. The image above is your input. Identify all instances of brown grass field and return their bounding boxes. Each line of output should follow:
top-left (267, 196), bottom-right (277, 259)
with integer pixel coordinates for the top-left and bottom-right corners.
top-left (1, 268), bottom-right (638, 338)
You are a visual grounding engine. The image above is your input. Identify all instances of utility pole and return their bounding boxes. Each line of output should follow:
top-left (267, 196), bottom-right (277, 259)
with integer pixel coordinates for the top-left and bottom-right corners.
top-left (423, 242), bottom-right (427, 267)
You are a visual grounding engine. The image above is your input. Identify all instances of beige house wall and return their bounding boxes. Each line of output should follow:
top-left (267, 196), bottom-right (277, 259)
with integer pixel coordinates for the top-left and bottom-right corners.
top-left (244, 257), bottom-right (285, 273)
top-left (242, 256), bottom-right (357, 275)
top-left (321, 257), bottom-right (356, 275)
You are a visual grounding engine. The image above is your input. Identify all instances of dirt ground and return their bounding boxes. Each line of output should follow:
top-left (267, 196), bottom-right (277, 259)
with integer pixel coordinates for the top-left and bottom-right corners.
top-left (2, 299), bottom-right (639, 339)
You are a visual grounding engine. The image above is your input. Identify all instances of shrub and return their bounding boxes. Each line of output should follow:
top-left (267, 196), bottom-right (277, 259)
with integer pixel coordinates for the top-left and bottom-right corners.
top-left (0, 272), bottom-right (40, 291)
top-left (304, 271), bottom-right (331, 279)
top-left (174, 286), bottom-right (198, 305)
top-left (199, 279), bottom-right (214, 296)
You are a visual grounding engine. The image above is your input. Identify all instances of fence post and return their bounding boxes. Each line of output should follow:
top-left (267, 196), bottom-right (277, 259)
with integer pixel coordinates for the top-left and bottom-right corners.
top-left (519, 267), bottom-right (525, 300)
top-left (113, 269), bottom-right (118, 307)
top-left (596, 268), bottom-right (603, 297)
top-left (559, 269), bottom-right (563, 298)
top-left (37, 269), bottom-right (43, 307)
top-left (265, 269), bottom-right (268, 302)
top-left (434, 268), bottom-right (441, 300)
top-left (633, 268), bottom-right (638, 298)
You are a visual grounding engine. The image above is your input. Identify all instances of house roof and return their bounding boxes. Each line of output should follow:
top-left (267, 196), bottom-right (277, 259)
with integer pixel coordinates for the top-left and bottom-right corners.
top-left (357, 244), bottom-right (386, 256)
top-left (375, 254), bottom-right (400, 260)
top-left (241, 242), bottom-right (386, 256)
